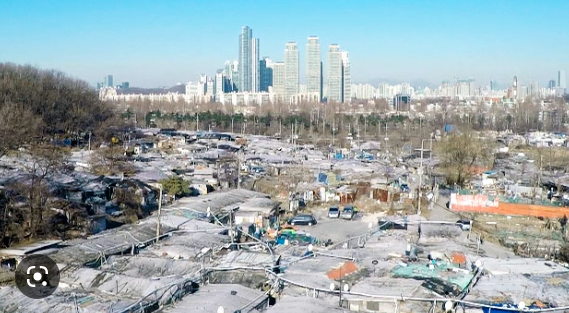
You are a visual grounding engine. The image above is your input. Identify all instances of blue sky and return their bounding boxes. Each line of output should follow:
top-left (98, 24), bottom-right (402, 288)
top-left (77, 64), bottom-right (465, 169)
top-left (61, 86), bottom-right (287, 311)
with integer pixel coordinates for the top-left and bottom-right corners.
top-left (1, 0), bottom-right (568, 88)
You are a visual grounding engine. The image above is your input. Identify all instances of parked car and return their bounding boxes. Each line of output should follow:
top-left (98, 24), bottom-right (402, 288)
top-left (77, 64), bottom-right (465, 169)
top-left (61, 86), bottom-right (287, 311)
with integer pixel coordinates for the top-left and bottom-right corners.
top-left (341, 206), bottom-right (356, 220)
top-left (328, 206), bottom-right (340, 218)
top-left (288, 214), bottom-right (317, 226)
top-left (456, 220), bottom-right (472, 231)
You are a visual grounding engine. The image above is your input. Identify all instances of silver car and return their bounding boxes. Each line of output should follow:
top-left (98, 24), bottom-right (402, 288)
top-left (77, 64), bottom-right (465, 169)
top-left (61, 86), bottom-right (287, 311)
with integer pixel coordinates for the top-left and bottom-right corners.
top-left (341, 206), bottom-right (356, 220)
top-left (328, 206), bottom-right (340, 218)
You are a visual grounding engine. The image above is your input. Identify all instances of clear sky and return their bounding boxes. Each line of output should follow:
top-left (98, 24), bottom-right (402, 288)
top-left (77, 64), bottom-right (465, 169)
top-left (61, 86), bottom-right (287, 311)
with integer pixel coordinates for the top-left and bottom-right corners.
top-left (1, 0), bottom-right (568, 88)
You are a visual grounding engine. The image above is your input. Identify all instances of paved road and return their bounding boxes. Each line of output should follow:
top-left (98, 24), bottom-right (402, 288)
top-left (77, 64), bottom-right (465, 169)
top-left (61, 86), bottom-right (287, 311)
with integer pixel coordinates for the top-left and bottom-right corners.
top-left (429, 193), bottom-right (459, 222)
top-left (293, 208), bottom-right (371, 243)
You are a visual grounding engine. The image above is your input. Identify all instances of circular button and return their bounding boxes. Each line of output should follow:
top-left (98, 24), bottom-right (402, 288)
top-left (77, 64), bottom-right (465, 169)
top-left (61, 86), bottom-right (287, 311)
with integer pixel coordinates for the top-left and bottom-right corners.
top-left (15, 255), bottom-right (60, 299)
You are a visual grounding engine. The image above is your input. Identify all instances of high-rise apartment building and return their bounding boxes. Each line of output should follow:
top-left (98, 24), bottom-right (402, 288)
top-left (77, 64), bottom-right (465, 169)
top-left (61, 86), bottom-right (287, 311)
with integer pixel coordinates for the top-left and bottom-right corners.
top-left (548, 80), bottom-right (556, 89)
top-left (214, 70), bottom-right (224, 102)
top-left (284, 42), bottom-right (299, 103)
top-left (327, 45), bottom-right (351, 103)
top-left (272, 62), bottom-right (285, 101)
top-left (559, 70), bottom-right (567, 89)
top-left (260, 57), bottom-right (273, 92)
top-left (530, 81), bottom-right (539, 97)
top-left (306, 36), bottom-right (322, 101)
top-left (341, 51), bottom-right (351, 103)
top-left (104, 75), bottom-right (114, 88)
top-left (238, 26), bottom-right (259, 93)
top-left (251, 38), bottom-right (260, 92)
top-left (231, 60), bottom-right (239, 92)
top-left (238, 26), bottom-right (252, 92)
top-left (327, 45), bottom-right (343, 102)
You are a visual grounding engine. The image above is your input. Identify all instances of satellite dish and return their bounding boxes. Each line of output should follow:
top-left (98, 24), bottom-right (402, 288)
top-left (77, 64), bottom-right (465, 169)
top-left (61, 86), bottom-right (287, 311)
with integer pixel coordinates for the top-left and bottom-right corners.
top-left (343, 283), bottom-right (350, 292)
top-left (329, 283), bottom-right (336, 291)
top-left (217, 306), bottom-right (225, 313)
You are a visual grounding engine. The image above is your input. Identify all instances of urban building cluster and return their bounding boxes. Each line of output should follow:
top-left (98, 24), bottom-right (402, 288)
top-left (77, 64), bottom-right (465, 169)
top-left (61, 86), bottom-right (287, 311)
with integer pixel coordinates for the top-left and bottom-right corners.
top-left (186, 26), bottom-right (352, 106)
top-left (97, 74), bottom-right (129, 90)
top-left (97, 27), bottom-right (567, 109)
top-left (351, 71), bottom-right (567, 101)
top-left (99, 26), bottom-right (352, 106)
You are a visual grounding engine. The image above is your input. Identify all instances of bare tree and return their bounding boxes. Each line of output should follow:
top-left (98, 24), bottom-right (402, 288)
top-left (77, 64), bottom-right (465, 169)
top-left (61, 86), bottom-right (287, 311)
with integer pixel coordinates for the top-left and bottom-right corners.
top-left (437, 131), bottom-right (495, 187)
top-left (90, 145), bottom-right (135, 176)
top-left (0, 102), bottom-right (42, 158)
top-left (11, 145), bottom-right (68, 238)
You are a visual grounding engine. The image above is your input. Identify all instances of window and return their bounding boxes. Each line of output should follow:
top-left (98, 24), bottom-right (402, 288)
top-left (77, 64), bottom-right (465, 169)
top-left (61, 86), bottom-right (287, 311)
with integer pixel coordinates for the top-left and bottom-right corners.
top-left (366, 301), bottom-right (380, 311)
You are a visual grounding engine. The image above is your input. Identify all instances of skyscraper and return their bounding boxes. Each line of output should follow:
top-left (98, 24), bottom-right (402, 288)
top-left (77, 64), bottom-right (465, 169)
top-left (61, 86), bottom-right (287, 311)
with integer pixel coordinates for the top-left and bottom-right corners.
top-left (104, 75), bottom-right (113, 88)
top-left (214, 70), bottom-right (224, 102)
top-left (530, 81), bottom-right (539, 98)
top-left (251, 38), bottom-right (260, 92)
top-left (260, 57), bottom-right (273, 92)
top-left (231, 60), bottom-right (239, 92)
top-left (327, 45), bottom-right (351, 103)
top-left (327, 44), bottom-right (343, 103)
top-left (284, 42), bottom-right (299, 103)
top-left (223, 61), bottom-right (234, 92)
top-left (238, 26), bottom-right (252, 92)
top-left (306, 36), bottom-right (322, 101)
top-left (238, 26), bottom-right (260, 93)
top-left (559, 70), bottom-right (567, 89)
top-left (341, 51), bottom-right (351, 103)
top-left (272, 62), bottom-right (285, 101)
top-left (548, 80), bottom-right (556, 89)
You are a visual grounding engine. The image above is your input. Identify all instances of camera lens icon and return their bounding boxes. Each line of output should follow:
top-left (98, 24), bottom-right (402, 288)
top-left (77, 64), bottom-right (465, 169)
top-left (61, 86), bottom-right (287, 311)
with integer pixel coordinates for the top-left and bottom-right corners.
top-left (15, 255), bottom-right (60, 299)
top-left (27, 266), bottom-right (49, 287)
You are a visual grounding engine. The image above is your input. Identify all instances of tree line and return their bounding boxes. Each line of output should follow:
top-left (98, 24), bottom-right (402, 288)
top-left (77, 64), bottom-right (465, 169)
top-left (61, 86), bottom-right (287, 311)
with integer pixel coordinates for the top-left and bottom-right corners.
top-left (0, 63), bottom-right (118, 247)
top-left (0, 63), bottom-right (117, 156)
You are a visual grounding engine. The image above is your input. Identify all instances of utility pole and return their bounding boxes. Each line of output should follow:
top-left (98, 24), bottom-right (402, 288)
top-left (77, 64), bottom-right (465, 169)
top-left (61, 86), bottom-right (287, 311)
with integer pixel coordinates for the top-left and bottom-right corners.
top-left (154, 184), bottom-right (163, 239)
top-left (364, 115), bottom-right (367, 141)
top-left (418, 139), bottom-right (426, 215)
top-left (332, 118), bottom-right (336, 146)
top-left (196, 112), bottom-right (199, 132)
top-left (237, 151), bottom-right (241, 189)
top-left (229, 208), bottom-right (234, 243)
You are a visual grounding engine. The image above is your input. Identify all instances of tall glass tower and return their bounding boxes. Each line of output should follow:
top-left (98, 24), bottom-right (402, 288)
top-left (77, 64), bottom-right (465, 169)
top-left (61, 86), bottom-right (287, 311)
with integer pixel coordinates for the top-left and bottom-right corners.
top-left (341, 51), bottom-right (351, 103)
top-left (559, 70), bottom-right (567, 89)
top-left (238, 26), bottom-right (259, 93)
top-left (284, 42), bottom-right (299, 103)
top-left (260, 57), bottom-right (273, 92)
top-left (306, 36), bottom-right (322, 101)
top-left (272, 62), bottom-right (285, 101)
top-left (327, 44), bottom-right (350, 103)
top-left (238, 26), bottom-right (252, 92)
top-left (327, 44), bottom-right (342, 103)
top-left (251, 38), bottom-right (260, 92)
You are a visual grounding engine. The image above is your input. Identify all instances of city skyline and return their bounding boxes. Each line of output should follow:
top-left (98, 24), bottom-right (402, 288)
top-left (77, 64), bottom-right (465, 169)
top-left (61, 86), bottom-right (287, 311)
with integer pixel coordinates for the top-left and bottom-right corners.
top-left (1, 0), bottom-right (568, 87)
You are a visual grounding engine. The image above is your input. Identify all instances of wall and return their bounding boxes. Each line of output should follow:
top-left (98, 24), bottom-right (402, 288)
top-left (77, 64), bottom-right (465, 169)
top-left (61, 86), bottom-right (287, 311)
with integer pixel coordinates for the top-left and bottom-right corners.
top-left (450, 193), bottom-right (569, 218)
